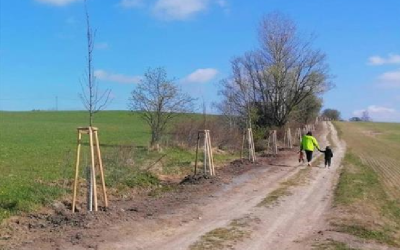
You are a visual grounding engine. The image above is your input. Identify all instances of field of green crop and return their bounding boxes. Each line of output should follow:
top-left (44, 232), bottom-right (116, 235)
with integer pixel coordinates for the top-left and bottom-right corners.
top-left (0, 111), bottom-right (235, 222)
top-left (0, 111), bottom-right (149, 220)
top-left (332, 121), bottom-right (400, 247)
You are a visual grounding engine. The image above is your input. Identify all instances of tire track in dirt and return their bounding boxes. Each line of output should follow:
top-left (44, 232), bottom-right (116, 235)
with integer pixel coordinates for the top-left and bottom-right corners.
top-left (95, 123), bottom-right (331, 250)
top-left (98, 161), bottom-right (302, 250)
top-left (230, 121), bottom-right (346, 250)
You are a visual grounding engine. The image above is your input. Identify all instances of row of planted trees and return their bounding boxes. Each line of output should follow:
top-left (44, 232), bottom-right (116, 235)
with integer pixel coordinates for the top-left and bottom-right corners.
top-left (80, 3), bottom-right (331, 149)
top-left (215, 13), bottom-right (331, 137)
top-left (74, 6), bottom-right (332, 212)
top-left (128, 13), bottom-right (331, 150)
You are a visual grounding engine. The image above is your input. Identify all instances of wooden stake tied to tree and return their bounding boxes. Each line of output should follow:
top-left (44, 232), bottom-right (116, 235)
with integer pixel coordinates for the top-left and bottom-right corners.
top-left (194, 130), bottom-right (215, 176)
top-left (267, 130), bottom-right (278, 155)
top-left (284, 128), bottom-right (293, 149)
top-left (73, 0), bottom-right (110, 212)
top-left (72, 127), bottom-right (108, 212)
top-left (241, 128), bottom-right (256, 162)
top-left (295, 128), bottom-right (302, 143)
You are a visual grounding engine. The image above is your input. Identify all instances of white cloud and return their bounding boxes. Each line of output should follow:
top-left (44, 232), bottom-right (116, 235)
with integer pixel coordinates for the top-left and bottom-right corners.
top-left (377, 69), bottom-right (400, 88)
top-left (119, 0), bottom-right (226, 20)
top-left (94, 70), bottom-right (142, 84)
top-left (153, 0), bottom-right (210, 20)
top-left (353, 105), bottom-right (400, 122)
top-left (95, 42), bottom-right (109, 50)
top-left (368, 54), bottom-right (400, 66)
top-left (118, 0), bottom-right (145, 8)
top-left (182, 68), bottom-right (218, 83)
top-left (35, 0), bottom-right (81, 6)
top-left (216, 0), bottom-right (227, 7)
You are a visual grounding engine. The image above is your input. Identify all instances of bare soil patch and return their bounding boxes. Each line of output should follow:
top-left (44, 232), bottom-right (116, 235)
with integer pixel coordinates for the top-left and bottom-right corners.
top-left (0, 151), bottom-right (279, 250)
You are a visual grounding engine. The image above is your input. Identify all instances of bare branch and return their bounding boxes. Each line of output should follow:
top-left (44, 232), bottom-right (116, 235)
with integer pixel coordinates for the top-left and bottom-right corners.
top-left (128, 67), bottom-right (195, 146)
top-left (79, 0), bottom-right (112, 126)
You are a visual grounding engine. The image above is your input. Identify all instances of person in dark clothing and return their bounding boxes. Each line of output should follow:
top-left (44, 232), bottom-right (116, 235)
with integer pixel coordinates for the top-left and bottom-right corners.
top-left (319, 146), bottom-right (334, 168)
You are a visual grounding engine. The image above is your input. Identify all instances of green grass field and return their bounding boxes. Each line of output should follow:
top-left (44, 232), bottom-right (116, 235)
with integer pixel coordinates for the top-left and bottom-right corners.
top-left (0, 111), bottom-right (235, 222)
top-left (332, 121), bottom-right (400, 247)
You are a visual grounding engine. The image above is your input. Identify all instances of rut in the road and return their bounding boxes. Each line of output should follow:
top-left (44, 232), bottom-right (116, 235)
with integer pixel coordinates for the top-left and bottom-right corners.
top-left (95, 121), bottom-right (344, 250)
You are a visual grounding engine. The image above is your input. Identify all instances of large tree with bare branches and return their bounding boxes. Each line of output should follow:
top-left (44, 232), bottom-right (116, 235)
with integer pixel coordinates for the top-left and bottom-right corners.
top-left (80, 0), bottom-right (111, 127)
top-left (218, 13), bottom-right (331, 129)
top-left (129, 67), bottom-right (195, 146)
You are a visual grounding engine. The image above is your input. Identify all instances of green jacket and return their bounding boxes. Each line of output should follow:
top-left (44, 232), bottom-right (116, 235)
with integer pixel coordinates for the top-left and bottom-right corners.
top-left (301, 135), bottom-right (320, 151)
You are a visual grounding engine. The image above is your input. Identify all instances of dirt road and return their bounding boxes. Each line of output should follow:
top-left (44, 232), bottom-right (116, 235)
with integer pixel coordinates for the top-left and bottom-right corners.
top-left (86, 121), bottom-right (345, 250)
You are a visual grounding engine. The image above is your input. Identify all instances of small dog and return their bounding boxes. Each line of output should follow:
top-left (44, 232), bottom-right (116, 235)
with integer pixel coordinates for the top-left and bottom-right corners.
top-left (298, 150), bottom-right (305, 163)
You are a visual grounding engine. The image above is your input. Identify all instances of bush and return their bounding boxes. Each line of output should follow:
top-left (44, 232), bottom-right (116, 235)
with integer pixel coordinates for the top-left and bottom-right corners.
top-left (168, 117), bottom-right (242, 151)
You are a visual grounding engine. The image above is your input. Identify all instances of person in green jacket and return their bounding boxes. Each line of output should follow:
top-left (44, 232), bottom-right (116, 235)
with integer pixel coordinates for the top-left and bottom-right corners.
top-left (300, 131), bottom-right (320, 166)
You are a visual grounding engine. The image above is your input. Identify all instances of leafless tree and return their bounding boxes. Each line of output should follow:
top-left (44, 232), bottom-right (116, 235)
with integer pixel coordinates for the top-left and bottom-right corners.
top-left (129, 67), bottom-right (195, 146)
top-left (217, 13), bottom-right (331, 129)
top-left (80, 0), bottom-right (111, 127)
top-left (361, 110), bottom-right (371, 122)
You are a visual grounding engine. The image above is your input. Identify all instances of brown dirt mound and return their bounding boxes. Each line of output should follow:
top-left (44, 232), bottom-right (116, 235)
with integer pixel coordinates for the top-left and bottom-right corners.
top-left (180, 174), bottom-right (218, 185)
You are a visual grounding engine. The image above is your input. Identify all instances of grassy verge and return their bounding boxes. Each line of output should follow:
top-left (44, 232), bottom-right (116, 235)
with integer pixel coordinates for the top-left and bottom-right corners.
top-left (332, 151), bottom-right (400, 247)
top-left (258, 167), bottom-right (312, 207)
top-left (329, 122), bottom-right (400, 248)
top-left (189, 216), bottom-right (252, 250)
top-left (0, 111), bottom-right (238, 223)
top-left (331, 121), bottom-right (342, 139)
top-left (315, 240), bottom-right (359, 250)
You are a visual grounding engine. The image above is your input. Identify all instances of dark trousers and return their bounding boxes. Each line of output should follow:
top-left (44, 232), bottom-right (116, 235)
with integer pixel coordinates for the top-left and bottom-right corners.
top-left (305, 150), bottom-right (313, 162)
top-left (325, 158), bottom-right (332, 167)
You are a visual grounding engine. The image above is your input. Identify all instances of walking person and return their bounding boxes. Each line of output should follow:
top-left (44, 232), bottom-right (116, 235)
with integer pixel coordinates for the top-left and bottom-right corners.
top-left (300, 131), bottom-right (320, 166)
top-left (319, 146), bottom-right (334, 168)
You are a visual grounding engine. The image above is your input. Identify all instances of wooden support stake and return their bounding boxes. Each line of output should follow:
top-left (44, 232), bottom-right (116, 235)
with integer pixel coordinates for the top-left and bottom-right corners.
top-left (194, 132), bottom-right (200, 175)
top-left (241, 128), bottom-right (256, 162)
top-left (273, 130), bottom-right (278, 155)
top-left (72, 132), bottom-right (82, 213)
top-left (240, 131), bottom-right (245, 160)
top-left (248, 128), bottom-right (256, 162)
top-left (203, 131), bottom-right (207, 174)
top-left (206, 131), bottom-right (215, 176)
top-left (94, 130), bottom-right (108, 208)
top-left (194, 130), bottom-right (215, 176)
top-left (88, 127), bottom-right (98, 211)
top-left (72, 127), bottom-right (108, 213)
top-left (285, 128), bottom-right (293, 149)
top-left (267, 130), bottom-right (278, 155)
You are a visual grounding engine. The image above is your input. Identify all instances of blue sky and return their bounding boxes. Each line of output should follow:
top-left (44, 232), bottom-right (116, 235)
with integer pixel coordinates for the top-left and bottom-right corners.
top-left (0, 0), bottom-right (399, 122)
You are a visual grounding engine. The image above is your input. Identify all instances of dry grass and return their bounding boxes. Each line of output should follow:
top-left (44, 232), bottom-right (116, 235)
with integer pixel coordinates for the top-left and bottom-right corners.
top-left (331, 122), bottom-right (400, 247)
top-left (334, 122), bottom-right (400, 199)
top-left (314, 239), bottom-right (359, 250)
top-left (258, 167), bottom-right (312, 207)
top-left (189, 216), bottom-right (252, 250)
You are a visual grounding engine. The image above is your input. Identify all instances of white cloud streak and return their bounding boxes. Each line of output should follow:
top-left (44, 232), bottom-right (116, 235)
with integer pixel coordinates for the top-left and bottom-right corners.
top-left (377, 69), bottom-right (400, 88)
top-left (118, 0), bottom-right (145, 8)
top-left (368, 54), bottom-right (400, 66)
top-left (119, 0), bottom-right (226, 20)
top-left (94, 70), bottom-right (142, 84)
top-left (182, 68), bottom-right (218, 83)
top-left (35, 0), bottom-right (81, 6)
top-left (154, 0), bottom-right (209, 20)
top-left (353, 105), bottom-right (400, 122)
